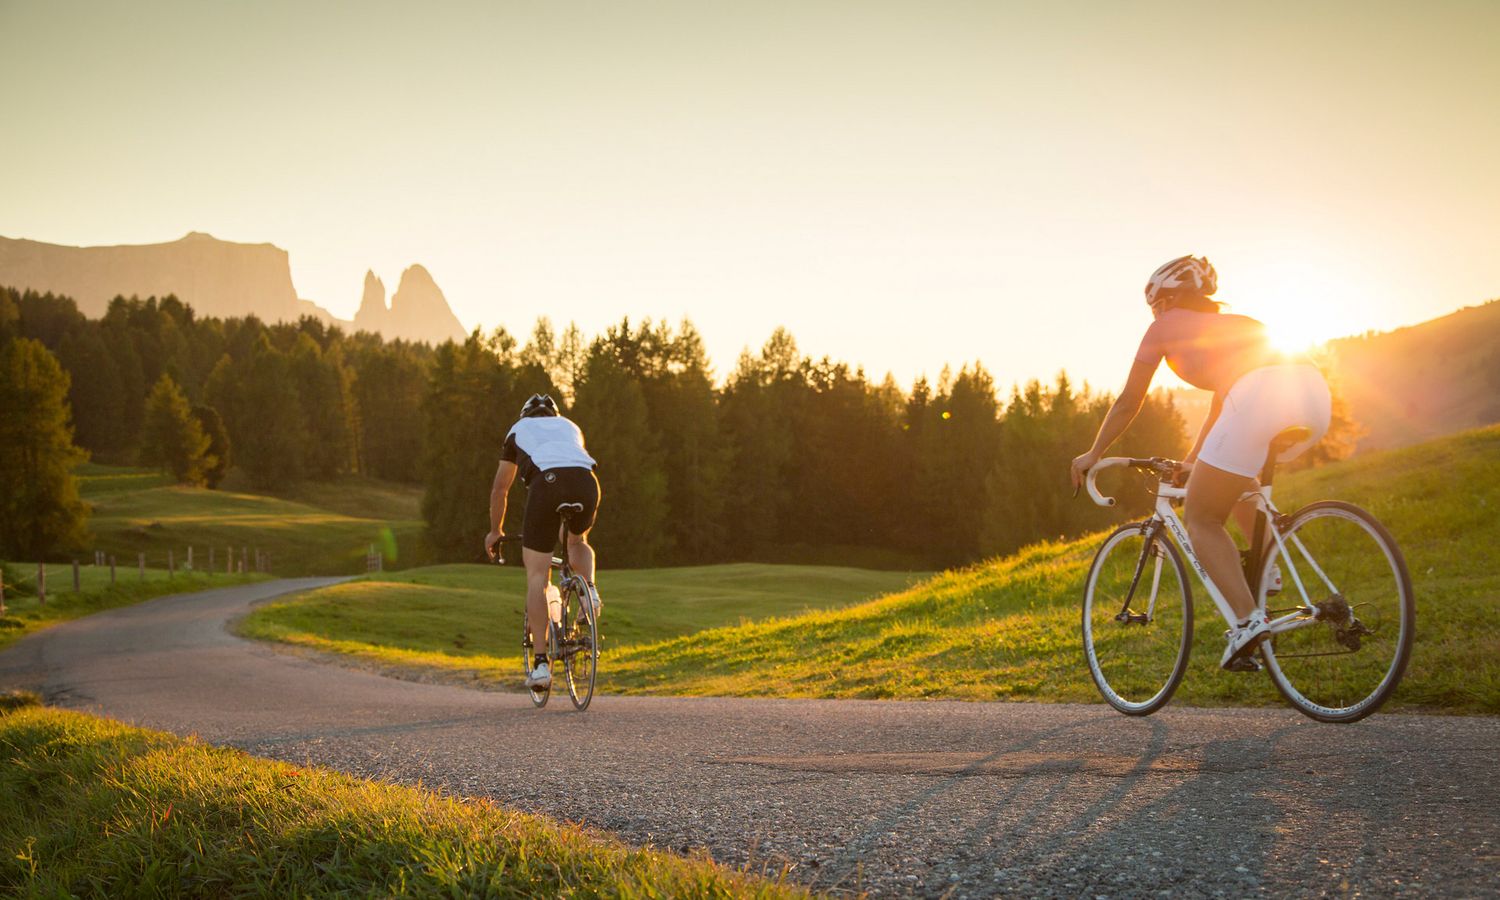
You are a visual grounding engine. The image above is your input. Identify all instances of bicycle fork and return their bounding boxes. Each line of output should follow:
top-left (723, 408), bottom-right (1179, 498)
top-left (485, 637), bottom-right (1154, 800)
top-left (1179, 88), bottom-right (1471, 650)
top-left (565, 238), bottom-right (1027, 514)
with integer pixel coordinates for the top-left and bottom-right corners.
top-left (1116, 520), bottom-right (1167, 625)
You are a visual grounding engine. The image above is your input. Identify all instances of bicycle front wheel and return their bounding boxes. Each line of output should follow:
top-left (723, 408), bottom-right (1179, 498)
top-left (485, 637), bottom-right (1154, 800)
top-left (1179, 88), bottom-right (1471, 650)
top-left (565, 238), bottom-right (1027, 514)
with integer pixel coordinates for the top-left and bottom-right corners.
top-left (1082, 522), bottom-right (1193, 716)
top-left (1258, 501), bottom-right (1414, 723)
top-left (561, 577), bottom-right (598, 711)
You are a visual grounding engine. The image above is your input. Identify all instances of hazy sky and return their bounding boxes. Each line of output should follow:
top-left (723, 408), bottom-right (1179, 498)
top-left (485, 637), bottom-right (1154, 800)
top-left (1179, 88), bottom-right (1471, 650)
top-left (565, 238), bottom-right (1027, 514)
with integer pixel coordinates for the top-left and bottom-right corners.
top-left (3, 0), bottom-right (1497, 391)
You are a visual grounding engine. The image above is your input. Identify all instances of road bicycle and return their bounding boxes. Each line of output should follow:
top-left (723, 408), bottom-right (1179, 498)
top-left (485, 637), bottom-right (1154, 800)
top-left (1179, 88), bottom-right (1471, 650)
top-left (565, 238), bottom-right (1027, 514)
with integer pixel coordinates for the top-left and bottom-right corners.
top-left (1080, 428), bottom-right (1414, 723)
top-left (490, 502), bottom-right (601, 711)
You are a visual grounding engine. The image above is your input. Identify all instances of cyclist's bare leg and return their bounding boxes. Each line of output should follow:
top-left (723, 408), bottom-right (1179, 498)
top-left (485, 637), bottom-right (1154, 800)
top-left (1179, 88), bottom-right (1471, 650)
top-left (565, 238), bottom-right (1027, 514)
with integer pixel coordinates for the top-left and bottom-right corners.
top-left (1185, 461), bottom-right (1258, 621)
top-left (566, 528), bottom-right (596, 583)
top-left (1230, 495), bottom-right (1273, 557)
top-left (521, 548), bottom-right (553, 662)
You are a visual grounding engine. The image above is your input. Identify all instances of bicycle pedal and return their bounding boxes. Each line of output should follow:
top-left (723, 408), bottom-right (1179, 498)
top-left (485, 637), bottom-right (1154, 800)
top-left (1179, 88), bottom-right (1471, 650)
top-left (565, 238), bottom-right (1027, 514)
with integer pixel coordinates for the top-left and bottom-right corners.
top-left (1224, 656), bottom-right (1262, 673)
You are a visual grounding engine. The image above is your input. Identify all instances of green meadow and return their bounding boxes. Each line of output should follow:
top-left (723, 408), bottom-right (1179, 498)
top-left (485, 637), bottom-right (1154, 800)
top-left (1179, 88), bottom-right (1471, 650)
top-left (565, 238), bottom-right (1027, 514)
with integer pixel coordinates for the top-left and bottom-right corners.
top-left (239, 563), bottom-right (929, 679)
top-left (0, 701), bottom-right (804, 898)
top-left (244, 427), bottom-right (1500, 713)
top-left (78, 465), bottom-right (427, 577)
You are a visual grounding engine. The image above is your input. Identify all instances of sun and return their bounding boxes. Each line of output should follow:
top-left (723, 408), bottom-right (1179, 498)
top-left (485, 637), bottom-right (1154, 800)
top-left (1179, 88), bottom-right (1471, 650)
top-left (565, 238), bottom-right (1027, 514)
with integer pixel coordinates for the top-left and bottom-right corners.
top-left (1231, 258), bottom-right (1371, 355)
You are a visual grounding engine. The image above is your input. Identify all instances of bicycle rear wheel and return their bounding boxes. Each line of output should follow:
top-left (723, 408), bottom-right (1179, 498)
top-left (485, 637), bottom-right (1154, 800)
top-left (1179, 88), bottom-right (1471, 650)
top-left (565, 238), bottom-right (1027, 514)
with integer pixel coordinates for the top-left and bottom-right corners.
top-left (561, 576), bottom-right (599, 711)
top-left (522, 616), bottom-right (550, 708)
top-left (1082, 522), bottom-right (1193, 716)
top-left (1258, 501), bottom-right (1414, 723)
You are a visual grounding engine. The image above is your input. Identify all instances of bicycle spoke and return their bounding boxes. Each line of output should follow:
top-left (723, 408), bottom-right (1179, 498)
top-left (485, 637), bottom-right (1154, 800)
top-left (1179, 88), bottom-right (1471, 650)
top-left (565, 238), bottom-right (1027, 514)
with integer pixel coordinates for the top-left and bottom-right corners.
top-left (1260, 502), bottom-right (1413, 723)
top-left (1083, 524), bottom-right (1192, 716)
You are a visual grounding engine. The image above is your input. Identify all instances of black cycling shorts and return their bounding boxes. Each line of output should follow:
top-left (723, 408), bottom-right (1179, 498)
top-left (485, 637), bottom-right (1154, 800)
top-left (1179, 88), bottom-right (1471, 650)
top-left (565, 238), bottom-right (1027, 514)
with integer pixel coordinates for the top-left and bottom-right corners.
top-left (521, 467), bottom-right (601, 554)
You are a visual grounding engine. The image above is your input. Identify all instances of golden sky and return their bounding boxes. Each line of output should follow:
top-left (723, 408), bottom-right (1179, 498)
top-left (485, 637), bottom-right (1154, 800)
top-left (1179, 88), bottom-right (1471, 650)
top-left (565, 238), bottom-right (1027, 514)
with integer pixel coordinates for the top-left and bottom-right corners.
top-left (2, 0), bottom-right (1497, 391)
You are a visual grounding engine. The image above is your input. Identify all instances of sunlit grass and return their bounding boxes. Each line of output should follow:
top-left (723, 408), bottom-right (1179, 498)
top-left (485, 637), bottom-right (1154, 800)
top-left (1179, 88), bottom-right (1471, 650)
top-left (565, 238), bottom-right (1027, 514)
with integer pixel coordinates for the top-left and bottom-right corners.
top-left (0, 706), bottom-right (806, 898)
top-left (239, 563), bottom-right (928, 680)
top-left (244, 427), bottom-right (1500, 713)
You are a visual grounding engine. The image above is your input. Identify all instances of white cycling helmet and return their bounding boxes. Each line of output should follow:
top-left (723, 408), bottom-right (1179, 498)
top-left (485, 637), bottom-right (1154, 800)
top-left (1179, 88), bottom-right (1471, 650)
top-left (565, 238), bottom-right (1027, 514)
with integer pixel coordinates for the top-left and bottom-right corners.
top-left (1145, 255), bottom-right (1217, 309)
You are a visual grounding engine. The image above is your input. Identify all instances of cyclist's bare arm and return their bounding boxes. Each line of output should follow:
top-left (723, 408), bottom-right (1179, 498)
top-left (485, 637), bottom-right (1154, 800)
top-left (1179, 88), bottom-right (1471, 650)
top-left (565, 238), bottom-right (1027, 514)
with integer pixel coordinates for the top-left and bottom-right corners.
top-left (1073, 358), bottom-right (1155, 486)
top-left (485, 460), bottom-right (518, 557)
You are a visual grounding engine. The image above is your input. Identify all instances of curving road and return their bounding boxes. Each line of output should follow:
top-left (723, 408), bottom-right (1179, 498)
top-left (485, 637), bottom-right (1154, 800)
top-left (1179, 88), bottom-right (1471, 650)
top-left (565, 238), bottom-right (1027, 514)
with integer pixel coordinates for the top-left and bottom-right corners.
top-left (1, 579), bottom-right (1496, 897)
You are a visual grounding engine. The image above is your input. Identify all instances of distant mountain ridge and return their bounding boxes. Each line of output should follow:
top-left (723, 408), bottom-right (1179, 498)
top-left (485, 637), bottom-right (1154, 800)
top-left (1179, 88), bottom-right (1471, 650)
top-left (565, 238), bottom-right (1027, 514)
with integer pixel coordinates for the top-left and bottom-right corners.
top-left (352, 264), bottom-right (467, 345)
top-left (0, 232), bottom-right (467, 344)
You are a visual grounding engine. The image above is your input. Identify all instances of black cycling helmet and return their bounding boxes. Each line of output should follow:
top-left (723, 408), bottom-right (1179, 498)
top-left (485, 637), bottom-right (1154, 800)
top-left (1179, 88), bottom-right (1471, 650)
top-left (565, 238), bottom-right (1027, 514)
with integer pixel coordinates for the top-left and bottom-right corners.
top-left (519, 393), bottom-right (559, 418)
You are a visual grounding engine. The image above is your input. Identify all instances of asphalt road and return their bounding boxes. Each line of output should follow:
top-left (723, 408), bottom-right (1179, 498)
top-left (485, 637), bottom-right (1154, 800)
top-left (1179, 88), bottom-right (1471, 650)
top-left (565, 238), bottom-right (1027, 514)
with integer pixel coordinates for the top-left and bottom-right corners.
top-left (2, 578), bottom-right (1496, 898)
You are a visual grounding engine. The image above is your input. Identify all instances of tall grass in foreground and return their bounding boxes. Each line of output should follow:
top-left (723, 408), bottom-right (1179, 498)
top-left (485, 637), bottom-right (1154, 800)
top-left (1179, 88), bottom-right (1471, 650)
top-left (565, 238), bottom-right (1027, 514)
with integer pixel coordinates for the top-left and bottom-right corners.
top-left (0, 704), bottom-right (806, 898)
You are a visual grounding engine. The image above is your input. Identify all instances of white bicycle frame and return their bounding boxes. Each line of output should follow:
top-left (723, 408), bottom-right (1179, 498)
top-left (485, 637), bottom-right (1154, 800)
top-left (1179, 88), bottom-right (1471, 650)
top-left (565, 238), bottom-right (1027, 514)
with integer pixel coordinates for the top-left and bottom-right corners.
top-left (1086, 458), bottom-right (1329, 636)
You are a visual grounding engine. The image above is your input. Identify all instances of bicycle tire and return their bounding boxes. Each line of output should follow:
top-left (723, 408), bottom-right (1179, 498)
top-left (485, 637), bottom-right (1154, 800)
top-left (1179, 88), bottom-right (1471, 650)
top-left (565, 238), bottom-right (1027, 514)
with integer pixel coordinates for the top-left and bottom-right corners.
top-left (1258, 500), bottom-right (1414, 723)
top-left (1082, 522), bottom-right (1194, 716)
top-left (522, 614), bottom-right (550, 709)
top-left (562, 576), bottom-right (599, 711)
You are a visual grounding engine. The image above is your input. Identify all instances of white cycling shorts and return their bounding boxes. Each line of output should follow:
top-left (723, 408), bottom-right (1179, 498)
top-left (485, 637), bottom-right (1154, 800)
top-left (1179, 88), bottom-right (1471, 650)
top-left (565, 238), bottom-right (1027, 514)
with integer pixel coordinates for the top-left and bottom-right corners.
top-left (1197, 364), bottom-right (1333, 479)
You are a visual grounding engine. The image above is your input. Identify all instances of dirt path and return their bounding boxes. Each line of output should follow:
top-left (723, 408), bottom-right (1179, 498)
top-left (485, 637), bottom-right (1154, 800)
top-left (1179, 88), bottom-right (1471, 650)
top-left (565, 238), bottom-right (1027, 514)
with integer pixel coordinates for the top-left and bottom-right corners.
top-left (2, 578), bottom-right (1494, 897)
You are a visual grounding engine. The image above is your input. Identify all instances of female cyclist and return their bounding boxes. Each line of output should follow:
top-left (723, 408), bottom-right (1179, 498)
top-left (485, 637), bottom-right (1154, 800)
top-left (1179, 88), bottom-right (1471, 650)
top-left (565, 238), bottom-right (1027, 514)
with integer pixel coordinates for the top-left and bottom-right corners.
top-left (1069, 255), bottom-right (1332, 669)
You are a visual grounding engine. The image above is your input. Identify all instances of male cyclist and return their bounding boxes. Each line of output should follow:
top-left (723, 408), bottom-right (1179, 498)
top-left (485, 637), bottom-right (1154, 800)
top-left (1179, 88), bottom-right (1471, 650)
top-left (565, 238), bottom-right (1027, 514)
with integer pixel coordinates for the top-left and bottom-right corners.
top-left (484, 393), bottom-right (601, 690)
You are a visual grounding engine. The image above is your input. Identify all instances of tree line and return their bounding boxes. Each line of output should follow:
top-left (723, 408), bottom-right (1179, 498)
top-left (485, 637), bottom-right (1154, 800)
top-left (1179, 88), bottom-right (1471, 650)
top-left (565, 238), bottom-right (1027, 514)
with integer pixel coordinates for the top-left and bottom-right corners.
top-left (5, 284), bottom-right (1210, 569)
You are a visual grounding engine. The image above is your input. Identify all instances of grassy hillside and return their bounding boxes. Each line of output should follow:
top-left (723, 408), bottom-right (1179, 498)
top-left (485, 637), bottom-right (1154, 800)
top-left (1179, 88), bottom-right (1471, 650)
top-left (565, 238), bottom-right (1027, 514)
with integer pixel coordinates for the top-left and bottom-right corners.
top-left (236, 427), bottom-right (1499, 713)
top-left (0, 703), bottom-right (802, 898)
top-left (601, 426), bottom-right (1500, 712)
top-left (78, 465), bottom-right (427, 577)
top-left (1168, 299), bottom-right (1500, 456)
top-left (239, 563), bottom-right (929, 678)
top-left (1330, 299), bottom-right (1500, 453)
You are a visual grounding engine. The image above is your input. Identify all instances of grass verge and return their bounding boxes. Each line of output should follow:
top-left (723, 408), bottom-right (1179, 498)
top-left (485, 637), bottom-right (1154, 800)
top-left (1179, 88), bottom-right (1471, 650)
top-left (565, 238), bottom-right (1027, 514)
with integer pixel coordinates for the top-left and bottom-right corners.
top-left (0, 568), bottom-right (264, 653)
top-left (0, 705), bottom-right (804, 897)
top-left (238, 564), bottom-right (927, 681)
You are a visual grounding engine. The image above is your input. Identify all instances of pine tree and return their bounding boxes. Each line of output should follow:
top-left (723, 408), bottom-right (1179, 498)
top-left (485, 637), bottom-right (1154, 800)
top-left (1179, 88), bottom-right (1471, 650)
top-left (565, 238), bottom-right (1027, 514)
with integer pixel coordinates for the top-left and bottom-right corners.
top-left (141, 373), bottom-right (213, 485)
top-left (0, 338), bottom-right (89, 559)
top-left (571, 349), bottom-right (669, 566)
top-left (419, 333), bottom-right (547, 559)
top-left (192, 405), bottom-right (232, 488)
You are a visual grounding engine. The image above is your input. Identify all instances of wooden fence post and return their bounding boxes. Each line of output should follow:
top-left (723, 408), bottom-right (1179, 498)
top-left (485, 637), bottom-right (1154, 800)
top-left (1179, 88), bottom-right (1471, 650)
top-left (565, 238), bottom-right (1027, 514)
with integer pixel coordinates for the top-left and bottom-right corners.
top-left (109, 556), bottom-right (116, 584)
top-left (209, 546), bottom-right (214, 573)
top-left (168, 549), bottom-right (174, 578)
top-left (138, 553), bottom-right (145, 580)
top-left (37, 563), bottom-right (46, 606)
top-left (1, 568), bottom-right (6, 616)
top-left (187, 545), bottom-right (194, 571)
top-left (73, 559), bottom-right (80, 592)
top-left (226, 546), bottom-right (233, 575)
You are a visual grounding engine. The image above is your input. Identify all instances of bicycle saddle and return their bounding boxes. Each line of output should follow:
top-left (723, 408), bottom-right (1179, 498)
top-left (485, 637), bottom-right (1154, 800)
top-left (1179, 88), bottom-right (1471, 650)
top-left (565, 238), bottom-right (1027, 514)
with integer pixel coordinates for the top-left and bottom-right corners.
top-left (1270, 426), bottom-right (1314, 451)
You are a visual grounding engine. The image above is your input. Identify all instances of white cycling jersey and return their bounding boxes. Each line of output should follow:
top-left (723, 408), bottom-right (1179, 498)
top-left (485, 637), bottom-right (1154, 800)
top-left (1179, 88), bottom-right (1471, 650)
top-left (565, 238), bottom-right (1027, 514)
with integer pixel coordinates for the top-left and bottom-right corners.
top-left (501, 416), bottom-right (597, 484)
